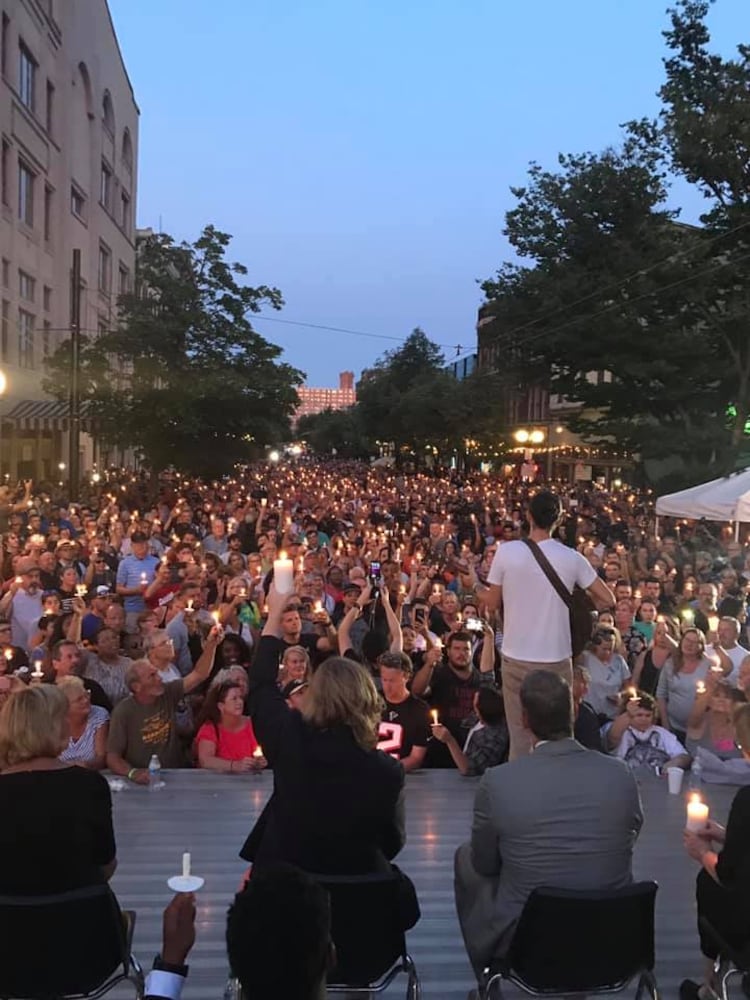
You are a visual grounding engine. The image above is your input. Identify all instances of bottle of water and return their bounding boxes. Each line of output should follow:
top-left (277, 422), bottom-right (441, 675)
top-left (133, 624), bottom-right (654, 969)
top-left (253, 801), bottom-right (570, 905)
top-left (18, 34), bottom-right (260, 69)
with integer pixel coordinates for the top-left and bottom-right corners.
top-left (689, 755), bottom-right (703, 791)
top-left (148, 754), bottom-right (162, 790)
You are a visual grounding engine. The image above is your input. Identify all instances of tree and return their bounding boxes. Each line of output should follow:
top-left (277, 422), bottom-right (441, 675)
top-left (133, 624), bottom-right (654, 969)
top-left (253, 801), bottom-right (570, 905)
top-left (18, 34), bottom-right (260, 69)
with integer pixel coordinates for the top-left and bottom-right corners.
top-left (296, 407), bottom-right (370, 458)
top-left (479, 1), bottom-right (750, 484)
top-left (45, 227), bottom-right (303, 476)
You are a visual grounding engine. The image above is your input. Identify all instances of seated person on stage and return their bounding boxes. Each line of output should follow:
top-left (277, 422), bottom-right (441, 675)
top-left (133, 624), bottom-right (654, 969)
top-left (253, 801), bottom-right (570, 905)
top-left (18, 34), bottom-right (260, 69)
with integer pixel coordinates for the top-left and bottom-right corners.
top-left (572, 663), bottom-right (604, 751)
top-left (240, 584), bottom-right (419, 932)
top-left (0, 685), bottom-right (117, 894)
top-left (143, 866), bottom-right (332, 1000)
top-left (454, 670), bottom-right (643, 978)
top-left (106, 625), bottom-right (221, 784)
top-left (194, 679), bottom-right (266, 773)
top-left (58, 675), bottom-right (109, 770)
top-left (431, 686), bottom-right (508, 776)
top-left (606, 690), bottom-right (691, 772)
top-left (377, 651), bottom-right (431, 772)
top-left (681, 705), bottom-right (750, 1000)
top-left (412, 629), bottom-right (497, 767)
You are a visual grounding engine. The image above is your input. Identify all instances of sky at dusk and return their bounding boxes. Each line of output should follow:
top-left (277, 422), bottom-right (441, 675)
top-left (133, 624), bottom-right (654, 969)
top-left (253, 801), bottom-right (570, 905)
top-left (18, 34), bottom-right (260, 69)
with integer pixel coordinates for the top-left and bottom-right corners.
top-left (108, 0), bottom-right (746, 386)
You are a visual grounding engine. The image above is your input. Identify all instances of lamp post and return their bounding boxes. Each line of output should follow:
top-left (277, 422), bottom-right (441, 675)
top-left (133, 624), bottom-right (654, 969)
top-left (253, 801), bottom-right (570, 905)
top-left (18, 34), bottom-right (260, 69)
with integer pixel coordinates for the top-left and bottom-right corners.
top-left (0, 369), bottom-right (7, 479)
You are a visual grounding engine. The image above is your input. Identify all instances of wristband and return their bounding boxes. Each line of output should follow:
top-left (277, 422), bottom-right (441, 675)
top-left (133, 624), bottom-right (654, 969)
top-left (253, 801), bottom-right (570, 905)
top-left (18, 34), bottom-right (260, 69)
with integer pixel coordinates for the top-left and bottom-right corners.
top-left (127, 768), bottom-right (137, 781)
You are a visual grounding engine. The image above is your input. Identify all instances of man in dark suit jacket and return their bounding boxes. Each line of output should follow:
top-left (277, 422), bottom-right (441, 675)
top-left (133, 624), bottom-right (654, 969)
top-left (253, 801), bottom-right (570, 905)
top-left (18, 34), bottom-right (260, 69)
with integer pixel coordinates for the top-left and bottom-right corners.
top-left (454, 669), bottom-right (643, 978)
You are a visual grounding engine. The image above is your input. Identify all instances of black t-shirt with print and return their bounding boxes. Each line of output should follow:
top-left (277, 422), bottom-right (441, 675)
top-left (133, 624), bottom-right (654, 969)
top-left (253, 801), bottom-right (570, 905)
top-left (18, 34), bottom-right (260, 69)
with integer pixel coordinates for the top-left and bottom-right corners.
top-left (379, 695), bottom-right (432, 761)
top-left (429, 664), bottom-right (483, 741)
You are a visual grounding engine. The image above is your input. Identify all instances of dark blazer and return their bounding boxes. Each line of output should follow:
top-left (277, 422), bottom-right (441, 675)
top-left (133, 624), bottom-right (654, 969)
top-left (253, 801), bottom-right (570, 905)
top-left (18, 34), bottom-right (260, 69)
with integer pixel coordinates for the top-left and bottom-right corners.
top-left (241, 636), bottom-right (405, 874)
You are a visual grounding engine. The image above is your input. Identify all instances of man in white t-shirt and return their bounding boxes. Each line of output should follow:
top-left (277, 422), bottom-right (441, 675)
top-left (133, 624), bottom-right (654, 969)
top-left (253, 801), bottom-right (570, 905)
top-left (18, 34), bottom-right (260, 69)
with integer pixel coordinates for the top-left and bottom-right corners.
top-left (477, 491), bottom-right (615, 759)
top-left (711, 617), bottom-right (749, 686)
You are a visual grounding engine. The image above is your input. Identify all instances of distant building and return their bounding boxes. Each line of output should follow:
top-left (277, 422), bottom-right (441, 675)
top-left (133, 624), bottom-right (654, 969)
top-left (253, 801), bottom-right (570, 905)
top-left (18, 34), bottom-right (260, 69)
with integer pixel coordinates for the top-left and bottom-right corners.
top-left (447, 353), bottom-right (476, 380)
top-left (295, 371), bottom-right (356, 422)
top-left (0, 0), bottom-right (138, 479)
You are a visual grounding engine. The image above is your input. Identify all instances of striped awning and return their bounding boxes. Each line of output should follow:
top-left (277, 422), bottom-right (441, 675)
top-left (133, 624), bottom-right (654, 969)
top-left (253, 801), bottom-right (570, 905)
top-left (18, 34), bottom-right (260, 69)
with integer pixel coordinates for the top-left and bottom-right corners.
top-left (2, 400), bottom-right (92, 432)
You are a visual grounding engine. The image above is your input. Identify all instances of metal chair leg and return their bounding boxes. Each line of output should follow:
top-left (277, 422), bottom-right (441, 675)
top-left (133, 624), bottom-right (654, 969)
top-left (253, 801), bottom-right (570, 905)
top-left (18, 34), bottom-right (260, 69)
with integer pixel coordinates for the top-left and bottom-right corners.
top-left (128, 952), bottom-right (145, 999)
top-left (718, 966), bottom-right (743, 1000)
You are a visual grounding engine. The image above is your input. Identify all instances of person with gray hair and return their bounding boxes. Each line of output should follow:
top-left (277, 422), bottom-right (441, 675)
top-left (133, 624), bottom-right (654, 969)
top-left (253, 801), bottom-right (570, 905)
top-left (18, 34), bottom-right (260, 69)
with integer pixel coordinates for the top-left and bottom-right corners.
top-left (454, 669), bottom-right (643, 980)
top-left (107, 626), bottom-right (223, 784)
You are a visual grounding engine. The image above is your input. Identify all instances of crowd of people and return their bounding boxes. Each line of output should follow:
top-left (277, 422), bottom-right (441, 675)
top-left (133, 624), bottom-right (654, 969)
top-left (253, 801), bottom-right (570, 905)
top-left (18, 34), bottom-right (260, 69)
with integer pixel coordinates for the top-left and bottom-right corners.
top-left (0, 462), bottom-right (749, 997)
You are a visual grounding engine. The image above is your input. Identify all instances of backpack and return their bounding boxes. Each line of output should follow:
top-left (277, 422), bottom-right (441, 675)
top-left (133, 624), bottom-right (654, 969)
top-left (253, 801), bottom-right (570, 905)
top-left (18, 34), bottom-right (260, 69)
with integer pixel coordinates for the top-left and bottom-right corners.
top-left (623, 730), bottom-right (671, 772)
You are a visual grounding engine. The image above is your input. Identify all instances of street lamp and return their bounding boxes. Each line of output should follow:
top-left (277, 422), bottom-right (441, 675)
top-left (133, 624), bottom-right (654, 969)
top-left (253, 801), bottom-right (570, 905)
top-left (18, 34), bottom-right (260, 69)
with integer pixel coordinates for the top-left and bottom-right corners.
top-left (514, 430), bottom-right (529, 444)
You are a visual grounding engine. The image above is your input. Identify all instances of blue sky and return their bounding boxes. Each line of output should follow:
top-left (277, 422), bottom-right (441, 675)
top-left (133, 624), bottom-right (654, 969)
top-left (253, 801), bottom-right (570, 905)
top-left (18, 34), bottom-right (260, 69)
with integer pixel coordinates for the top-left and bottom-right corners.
top-left (109, 0), bottom-right (745, 385)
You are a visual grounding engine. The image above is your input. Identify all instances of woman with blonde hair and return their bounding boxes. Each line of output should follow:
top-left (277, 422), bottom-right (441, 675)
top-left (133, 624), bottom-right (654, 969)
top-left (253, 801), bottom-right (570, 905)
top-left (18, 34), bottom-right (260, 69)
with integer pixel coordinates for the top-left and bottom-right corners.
top-left (0, 686), bottom-right (116, 892)
top-left (240, 586), bottom-right (418, 930)
top-left (656, 628), bottom-right (715, 743)
top-left (278, 645), bottom-right (311, 688)
top-left (58, 675), bottom-right (109, 770)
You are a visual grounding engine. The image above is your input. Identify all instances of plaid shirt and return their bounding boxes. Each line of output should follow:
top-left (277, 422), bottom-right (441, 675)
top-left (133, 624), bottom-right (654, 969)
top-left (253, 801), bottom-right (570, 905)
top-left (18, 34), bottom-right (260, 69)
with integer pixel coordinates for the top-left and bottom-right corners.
top-left (464, 722), bottom-right (509, 776)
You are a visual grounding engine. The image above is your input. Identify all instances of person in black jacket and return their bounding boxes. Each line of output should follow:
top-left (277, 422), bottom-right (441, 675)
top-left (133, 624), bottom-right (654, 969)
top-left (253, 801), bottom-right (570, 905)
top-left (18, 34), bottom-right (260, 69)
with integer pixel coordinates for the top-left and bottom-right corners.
top-left (681, 704), bottom-right (750, 1000)
top-left (241, 583), bottom-right (418, 928)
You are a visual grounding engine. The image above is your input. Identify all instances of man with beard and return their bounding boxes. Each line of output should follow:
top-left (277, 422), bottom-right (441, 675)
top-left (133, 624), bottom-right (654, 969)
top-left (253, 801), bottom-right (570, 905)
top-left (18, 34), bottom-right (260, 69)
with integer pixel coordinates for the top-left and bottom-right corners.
top-left (0, 558), bottom-right (43, 651)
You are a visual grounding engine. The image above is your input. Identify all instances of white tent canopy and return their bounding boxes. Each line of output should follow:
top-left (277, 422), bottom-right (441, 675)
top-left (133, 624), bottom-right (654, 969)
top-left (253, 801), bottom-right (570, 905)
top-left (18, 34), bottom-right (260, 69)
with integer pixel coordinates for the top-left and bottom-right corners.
top-left (655, 467), bottom-right (750, 523)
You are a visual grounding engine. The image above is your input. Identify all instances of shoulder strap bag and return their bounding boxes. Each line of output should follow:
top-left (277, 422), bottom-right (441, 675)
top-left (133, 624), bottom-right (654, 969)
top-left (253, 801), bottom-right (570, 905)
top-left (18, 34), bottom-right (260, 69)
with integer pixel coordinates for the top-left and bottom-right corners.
top-left (521, 537), bottom-right (595, 658)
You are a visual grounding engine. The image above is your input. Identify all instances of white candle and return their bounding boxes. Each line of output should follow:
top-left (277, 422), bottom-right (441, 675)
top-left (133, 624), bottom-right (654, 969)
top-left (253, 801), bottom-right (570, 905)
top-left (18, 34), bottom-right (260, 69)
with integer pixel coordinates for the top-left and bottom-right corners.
top-left (182, 852), bottom-right (191, 878)
top-left (253, 745), bottom-right (264, 758)
top-left (686, 793), bottom-right (709, 832)
top-left (186, 599), bottom-right (194, 611)
top-left (211, 610), bottom-right (220, 626)
top-left (696, 681), bottom-right (707, 695)
top-left (75, 584), bottom-right (87, 598)
top-left (430, 709), bottom-right (439, 725)
top-left (32, 660), bottom-right (43, 678)
top-left (140, 572), bottom-right (147, 585)
top-left (273, 551), bottom-right (294, 595)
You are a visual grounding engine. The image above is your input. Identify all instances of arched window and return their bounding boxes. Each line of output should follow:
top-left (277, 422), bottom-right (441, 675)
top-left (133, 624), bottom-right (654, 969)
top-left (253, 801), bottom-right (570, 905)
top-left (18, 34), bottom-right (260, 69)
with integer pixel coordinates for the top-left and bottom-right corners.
top-left (122, 128), bottom-right (133, 173)
top-left (102, 90), bottom-right (114, 135)
top-left (77, 61), bottom-right (94, 120)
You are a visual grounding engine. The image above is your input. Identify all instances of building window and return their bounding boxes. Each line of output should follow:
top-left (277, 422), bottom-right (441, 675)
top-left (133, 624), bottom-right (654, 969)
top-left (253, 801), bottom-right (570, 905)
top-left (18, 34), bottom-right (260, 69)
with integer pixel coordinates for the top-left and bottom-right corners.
top-left (18, 269), bottom-right (35, 303)
top-left (1, 259), bottom-right (8, 288)
top-left (1, 13), bottom-right (9, 80)
top-left (118, 263), bottom-right (130, 296)
top-left (43, 184), bottom-right (52, 241)
top-left (45, 80), bottom-right (54, 135)
top-left (18, 308), bottom-right (34, 368)
top-left (42, 319), bottom-right (51, 357)
top-left (18, 42), bottom-right (35, 112)
top-left (0, 300), bottom-right (8, 362)
top-left (102, 92), bottom-right (114, 135)
top-left (100, 160), bottom-right (112, 213)
top-left (122, 129), bottom-right (133, 173)
top-left (17, 159), bottom-right (33, 226)
top-left (0, 138), bottom-right (8, 207)
top-left (43, 286), bottom-right (51, 311)
top-left (98, 242), bottom-right (111, 294)
top-left (120, 189), bottom-right (130, 235)
top-left (70, 184), bottom-right (85, 220)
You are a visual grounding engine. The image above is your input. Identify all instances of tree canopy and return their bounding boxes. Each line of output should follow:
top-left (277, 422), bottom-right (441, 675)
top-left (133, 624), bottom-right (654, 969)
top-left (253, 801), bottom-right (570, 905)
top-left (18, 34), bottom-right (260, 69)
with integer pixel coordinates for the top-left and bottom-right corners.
top-left (480, 0), bottom-right (750, 486)
top-left (45, 226), bottom-right (303, 477)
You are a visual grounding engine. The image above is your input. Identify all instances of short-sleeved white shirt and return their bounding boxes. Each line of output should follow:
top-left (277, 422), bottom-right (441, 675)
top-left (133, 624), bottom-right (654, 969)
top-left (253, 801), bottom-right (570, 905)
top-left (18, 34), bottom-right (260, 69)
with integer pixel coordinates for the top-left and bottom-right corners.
top-left (487, 538), bottom-right (597, 662)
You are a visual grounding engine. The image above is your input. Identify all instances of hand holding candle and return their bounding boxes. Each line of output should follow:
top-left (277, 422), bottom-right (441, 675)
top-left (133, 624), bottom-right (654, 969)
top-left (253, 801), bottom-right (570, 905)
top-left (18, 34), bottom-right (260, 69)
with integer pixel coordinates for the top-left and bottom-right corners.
top-left (167, 851), bottom-right (204, 893)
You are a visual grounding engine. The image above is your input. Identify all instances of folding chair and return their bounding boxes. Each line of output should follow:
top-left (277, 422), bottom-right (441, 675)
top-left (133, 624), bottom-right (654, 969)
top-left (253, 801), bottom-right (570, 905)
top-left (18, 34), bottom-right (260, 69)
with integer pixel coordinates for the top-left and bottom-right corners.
top-left (0, 883), bottom-right (143, 999)
top-left (479, 881), bottom-right (659, 1000)
top-left (317, 872), bottom-right (421, 998)
top-left (699, 916), bottom-right (750, 1000)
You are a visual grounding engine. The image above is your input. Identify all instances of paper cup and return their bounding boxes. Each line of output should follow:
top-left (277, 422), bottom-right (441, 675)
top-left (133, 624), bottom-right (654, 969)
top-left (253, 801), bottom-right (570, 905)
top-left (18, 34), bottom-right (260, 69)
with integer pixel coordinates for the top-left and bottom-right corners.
top-left (667, 767), bottom-right (683, 795)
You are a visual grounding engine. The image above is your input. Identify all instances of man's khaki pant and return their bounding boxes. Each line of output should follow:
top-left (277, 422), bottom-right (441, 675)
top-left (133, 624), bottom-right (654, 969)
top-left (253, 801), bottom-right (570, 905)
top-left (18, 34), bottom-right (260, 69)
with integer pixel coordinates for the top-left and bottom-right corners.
top-left (501, 654), bottom-right (572, 760)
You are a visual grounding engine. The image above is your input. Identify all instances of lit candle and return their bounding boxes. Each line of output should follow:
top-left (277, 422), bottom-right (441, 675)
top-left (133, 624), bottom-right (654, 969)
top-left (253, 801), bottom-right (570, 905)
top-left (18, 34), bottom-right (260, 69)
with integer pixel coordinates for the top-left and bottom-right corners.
top-left (686, 793), bottom-right (709, 832)
top-left (253, 745), bottom-right (264, 758)
top-left (3, 648), bottom-right (12, 662)
top-left (313, 600), bottom-right (322, 613)
top-left (696, 681), bottom-right (707, 695)
top-left (681, 609), bottom-right (695, 624)
top-left (430, 709), bottom-right (439, 725)
top-left (186, 599), bottom-right (194, 612)
top-left (32, 660), bottom-right (44, 679)
top-left (708, 615), bottom-right (720, 633)
top-left (14, 576), bottom-right (22, 585)
top-left (140, 572), bottom-right (147, 585)
top-left (273, 551), bottom-right (294, 595)
top-left (211, 610), bottom-right (220, 626)
top-left (75, 584), bottom-right (87, 598)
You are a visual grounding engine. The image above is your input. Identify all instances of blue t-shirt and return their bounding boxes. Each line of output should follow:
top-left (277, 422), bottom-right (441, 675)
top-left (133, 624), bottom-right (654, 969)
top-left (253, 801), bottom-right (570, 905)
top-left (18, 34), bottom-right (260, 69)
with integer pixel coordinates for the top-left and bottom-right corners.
top-left (116, 553), bottom-right (160, 612)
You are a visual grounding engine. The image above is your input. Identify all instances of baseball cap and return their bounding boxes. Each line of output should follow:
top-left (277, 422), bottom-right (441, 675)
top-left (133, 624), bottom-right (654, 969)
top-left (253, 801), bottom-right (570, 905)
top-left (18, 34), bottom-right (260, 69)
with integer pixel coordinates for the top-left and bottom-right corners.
top-left (281, 679), bottom-right (309, 699)
top-left (130, 531), bottom-right (148, 543)
top-left (95, 585), bottom-right (111, 597)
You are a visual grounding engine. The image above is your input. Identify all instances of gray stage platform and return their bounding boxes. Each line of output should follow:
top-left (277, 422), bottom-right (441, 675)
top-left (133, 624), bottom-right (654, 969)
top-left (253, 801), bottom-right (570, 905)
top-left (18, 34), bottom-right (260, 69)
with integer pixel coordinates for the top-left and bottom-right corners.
top-left (109, 768), bottom-right (736, 998)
